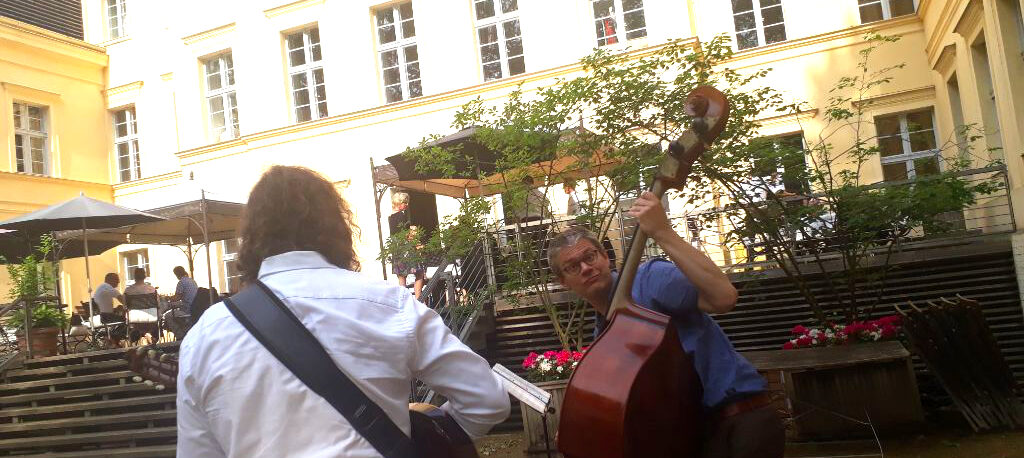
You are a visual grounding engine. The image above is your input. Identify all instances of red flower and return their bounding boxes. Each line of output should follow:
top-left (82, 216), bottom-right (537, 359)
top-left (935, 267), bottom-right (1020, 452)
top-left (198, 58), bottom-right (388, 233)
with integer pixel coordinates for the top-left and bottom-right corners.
top-left (796, 336), bottom-right (813, 347)
top-left (522, 352), bottom-right (538, 369)
top-left (543, 351), bottom-right (557, 359)
top-left (792, 325), bottom-right (809, 335)
top-left (556, 351), bottom-right (571, 365)
top-left (572, 351), bottom-right (584, 361)
top-left (880, 324), bottom-right (898, 338)
top-left (782, 341), bottom-right (795, 350)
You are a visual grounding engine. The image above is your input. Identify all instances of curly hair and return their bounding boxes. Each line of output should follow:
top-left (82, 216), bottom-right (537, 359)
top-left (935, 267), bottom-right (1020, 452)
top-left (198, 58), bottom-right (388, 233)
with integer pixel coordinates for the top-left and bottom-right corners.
top-left (238, 166), bottom-right (360, 283)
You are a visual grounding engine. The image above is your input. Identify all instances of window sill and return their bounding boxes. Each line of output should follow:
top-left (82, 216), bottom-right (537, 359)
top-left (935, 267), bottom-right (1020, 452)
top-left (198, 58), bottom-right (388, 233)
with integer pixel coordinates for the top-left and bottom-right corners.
top-left (99, 36), bottom-right (131, 47)
top-left (596, 36), bottom-right (649, 52)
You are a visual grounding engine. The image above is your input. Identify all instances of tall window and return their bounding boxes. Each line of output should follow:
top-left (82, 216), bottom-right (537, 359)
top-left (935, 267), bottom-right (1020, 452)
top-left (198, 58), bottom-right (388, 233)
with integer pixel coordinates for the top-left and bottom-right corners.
top-left (592, 0), bottom-right (646, 47)
top-left (113, 107), bottom-right (141, 182)
top-left (106, 0), bottom-right (127, 39)
top-left (12, 102), bottom-right (48, 175)
top-left (286, 27), bottom-right (327, 122)
top-left (376, 3), bottom-right (421, 103)
top-left (876, 108), bottom-right (939, 182)
top-left (204, 53), bottom-right (240, 142)
top-left (475, 0), bottom-right (525, 81)
top-left (858, 0), bottom-right (916, 23)
top-left (750, 133), bottom-right (807, 200)
top-left (121, 250), bottom-right (149, 278)
top-left (222, 238), bottom-right (242, 294)
top-left (731, 0), bottom-right (787, 50)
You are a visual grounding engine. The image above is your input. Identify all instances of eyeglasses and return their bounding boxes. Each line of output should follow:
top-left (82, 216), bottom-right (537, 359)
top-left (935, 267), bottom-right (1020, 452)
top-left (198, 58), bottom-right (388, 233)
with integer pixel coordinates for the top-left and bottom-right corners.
top-left (561, 249), bottom-right (601, 276)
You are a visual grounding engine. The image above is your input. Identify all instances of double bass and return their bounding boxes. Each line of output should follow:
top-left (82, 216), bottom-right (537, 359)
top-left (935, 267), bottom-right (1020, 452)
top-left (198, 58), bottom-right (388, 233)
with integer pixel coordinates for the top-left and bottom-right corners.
top-left (557, 86), bottom-right (730, 457)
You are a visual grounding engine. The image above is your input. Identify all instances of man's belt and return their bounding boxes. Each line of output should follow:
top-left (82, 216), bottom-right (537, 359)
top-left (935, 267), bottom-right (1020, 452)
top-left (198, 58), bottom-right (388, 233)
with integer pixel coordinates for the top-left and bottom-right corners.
top-left (714, 392), bottom-right (774, 421)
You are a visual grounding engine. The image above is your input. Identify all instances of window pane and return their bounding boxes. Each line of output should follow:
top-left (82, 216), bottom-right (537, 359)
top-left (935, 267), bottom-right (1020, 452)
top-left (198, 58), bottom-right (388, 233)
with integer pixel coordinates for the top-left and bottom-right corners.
top-left (404, 45), bottom-right (418, 63)
top-left (625, 18), bottom-right (646, 39)
top-left (378, 25), bottom-right (397, 44)
top-left (28, 106), bottom-right (42, 131)
top-left (286, 33), bottom-right (303, 51)
top-left (224, 54), bottom-right (235, 85)
top-left (622, 0), bottom-right (644, 11)
top-left (481, 43), bottom-right (500, 64)
top-left (377, 8), bottom-right (394, 26)
top-left (30, 136), bottom-right (44, 154)
top-left (483, 62), bottom-right (502, 81)
top-left (509, 56), bottom-right (525, 76)
top-left (506, 37), bottom-right (523, 58)
top-left (875, 115), bottom-right (900, 137)
top-left (317, 102), bottom-right (328, 119)
top-left (406, 61), bottom-right (420, 81)
top-left (209, 95), bottom-right (225, 114)
top-left (764, 24), bottom-right (787, 44)
top-left (312, 68), bottom-right (324, 85)
top-left (382, 49), bottom-right (399, 68)
top-left (308, 28), bottom-right (320, 45)
top-left (476, 0), bottom-right (495, 19)
top-left (890, 0), bottom-right (915, 17)
top-left (12, 103), bottom-right (21, 129)
top-left (289, 48), bottom-right (305, 67)
top-left (761, 5), bottom-right (784, 25)
top-left (731, 0), bottom-right (753, 13)
top-left (211, 112), bottom-right (226, 132)
top-left (409, 80), bottom-right (423, 98)
top-left (736, 30), bottom-right (758, 50)
top-left (402, 20), bottom-right (416, 39)
top-left (383, 68), bottom-right (401, 86)
top-left (399, 2), bottom-right (414, 20)
top-left (311, 43), bottom-right (322, 62)
top-left (878, 136), bottom-right (904, 157)
top-left (882, 162), bottom-right (909, 181)
top-left (315, 83), bottom-right (327, 103)
top-left (905, 110), bottom-right (934, 131)
top-left (291, 73), bottom-right (308, 91)
top-left (293, 87), bottom-right (310, 106)
top-left (479, 25), bottom-right (498, 45)
top-left (386, 85), bottom-right (403, 103)
top-left (859, 3), bottom-right (884, 23)
top-left (295, 105), bottom-right (311, 122)
top-left (593, 0), bottom-right (614, 18)
top-left (909, 131), bottom-right (937, 152)
top-left (501, 0), bottom-right (518, 14)
top-left (733, 11), bottom-right (756, 31)
top-left (914, 156), bottom-right (940, 176)
top-left (503, 19), bottom-right (521, 39)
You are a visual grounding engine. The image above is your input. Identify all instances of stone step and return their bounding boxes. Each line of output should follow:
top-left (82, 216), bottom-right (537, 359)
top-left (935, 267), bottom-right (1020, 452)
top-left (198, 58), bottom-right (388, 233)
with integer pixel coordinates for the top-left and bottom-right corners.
top-left (0, 410), bottom-right (176, 434)
top-left (0, 393), bottom-right (175, 420)
top-left (4, 360), bottom-right (128, 382)
top-left (11, 444), bottom-right (177, 457)
top-left (0, 371), bottom-right (136, 394)
top-left (0, 426), bottom-right (176, 452)
top-left (0, 383), bottom-right (163, 407)
top-left (22, 342), bottom-right (178, 370)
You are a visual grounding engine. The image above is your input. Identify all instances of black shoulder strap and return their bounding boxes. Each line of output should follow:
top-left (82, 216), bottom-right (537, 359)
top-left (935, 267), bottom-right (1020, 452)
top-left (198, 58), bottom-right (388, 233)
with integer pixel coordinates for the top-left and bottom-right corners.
top-left (223, 281), bottom-right (416, 458)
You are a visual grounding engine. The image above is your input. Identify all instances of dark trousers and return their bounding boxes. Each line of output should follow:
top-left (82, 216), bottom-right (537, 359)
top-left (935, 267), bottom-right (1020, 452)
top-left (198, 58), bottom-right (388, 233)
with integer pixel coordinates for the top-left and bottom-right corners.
top-left (701, 405), bottom-right (785, 458)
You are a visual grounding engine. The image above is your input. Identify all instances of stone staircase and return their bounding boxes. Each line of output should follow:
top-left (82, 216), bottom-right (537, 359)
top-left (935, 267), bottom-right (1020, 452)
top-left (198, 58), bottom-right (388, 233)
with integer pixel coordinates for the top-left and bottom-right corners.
top-left (0, 345), bottom-right (178, 457)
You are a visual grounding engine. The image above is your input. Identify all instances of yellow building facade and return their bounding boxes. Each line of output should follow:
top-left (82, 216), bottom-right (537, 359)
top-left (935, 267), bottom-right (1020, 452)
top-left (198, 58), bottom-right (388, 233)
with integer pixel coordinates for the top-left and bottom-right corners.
top-left (2, 0), bottom-right (1023, 307)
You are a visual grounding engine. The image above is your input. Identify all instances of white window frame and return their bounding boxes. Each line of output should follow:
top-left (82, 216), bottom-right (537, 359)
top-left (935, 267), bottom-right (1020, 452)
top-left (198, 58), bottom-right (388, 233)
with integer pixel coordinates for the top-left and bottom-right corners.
top-left (858, 0), bottom-right (918, 23)
top-left (376, 2), bottom-right (421, 103)
top-left (876, 108), bottom-right (940, 181)
top-left (731, 0), bottom-right (787, 51)
top-left (121, 249), bottom-right (149, 280)
top-left (113, 106), bottom-right (141, 182)
top-left (221, 238), bottom-right (242, 294)
top-left (203, 52), bottom-right (240, 142)
top-left (106, 0), bottom-right (127, 40)
top-left (592, 0), bottom-right (647, 48)
top-left (474, 0), bottom-right (525, 81)
top-left (12, 102), bottom-right (48, 176)
top-left (285, 27), bottom-right (327, 122)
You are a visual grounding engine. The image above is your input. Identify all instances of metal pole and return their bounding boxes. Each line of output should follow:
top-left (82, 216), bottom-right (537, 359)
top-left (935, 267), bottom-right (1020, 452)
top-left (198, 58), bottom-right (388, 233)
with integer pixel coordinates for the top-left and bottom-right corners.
top-left (370, 158), bottom-right (389, 281)
top-left (201, 190), bottom-right (214, 304)
top-left (82, 219), bottom-right (94, 323)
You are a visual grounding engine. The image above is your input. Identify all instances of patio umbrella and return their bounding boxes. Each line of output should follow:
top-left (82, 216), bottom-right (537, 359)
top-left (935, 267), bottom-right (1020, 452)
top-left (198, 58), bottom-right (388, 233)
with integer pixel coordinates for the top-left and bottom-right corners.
top-left (0, 194), bottom-right (164, 319)
top-left (0, 229), bottom-right (124, 263)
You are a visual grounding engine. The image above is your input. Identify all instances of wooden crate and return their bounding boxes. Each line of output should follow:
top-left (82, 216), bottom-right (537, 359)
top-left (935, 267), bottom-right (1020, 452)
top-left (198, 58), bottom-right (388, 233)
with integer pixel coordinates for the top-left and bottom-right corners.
top-left (743, 341), bottom-right (924, 440)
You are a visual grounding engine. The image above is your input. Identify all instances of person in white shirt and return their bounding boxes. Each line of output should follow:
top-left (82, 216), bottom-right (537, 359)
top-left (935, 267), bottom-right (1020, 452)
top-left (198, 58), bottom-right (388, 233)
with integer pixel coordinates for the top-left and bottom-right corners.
top-left (91, 273), bottom-right (125, 346)
top-left (177, 165), bottom-right (510, 457)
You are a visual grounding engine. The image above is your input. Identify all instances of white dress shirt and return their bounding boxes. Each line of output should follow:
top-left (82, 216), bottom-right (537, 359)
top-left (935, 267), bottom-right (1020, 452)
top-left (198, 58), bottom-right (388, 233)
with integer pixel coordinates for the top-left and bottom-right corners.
top-left (176, 251), bottom-right (510, 458)
top-left (91, 282), bottom-right (122, 314)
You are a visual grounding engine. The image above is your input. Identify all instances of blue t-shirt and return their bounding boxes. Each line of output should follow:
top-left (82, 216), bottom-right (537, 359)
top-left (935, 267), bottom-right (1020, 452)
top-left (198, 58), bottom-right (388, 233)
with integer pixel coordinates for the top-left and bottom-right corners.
top-left (594, 258), bottom-right (765, 409)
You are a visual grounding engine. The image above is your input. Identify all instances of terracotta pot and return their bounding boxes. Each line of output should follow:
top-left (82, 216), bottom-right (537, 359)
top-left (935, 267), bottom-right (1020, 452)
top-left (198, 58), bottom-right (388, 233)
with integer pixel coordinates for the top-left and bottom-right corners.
top-left (520, 379), bottom-right (568, 457)
top-left (16, 327), bottom-right (60, 358)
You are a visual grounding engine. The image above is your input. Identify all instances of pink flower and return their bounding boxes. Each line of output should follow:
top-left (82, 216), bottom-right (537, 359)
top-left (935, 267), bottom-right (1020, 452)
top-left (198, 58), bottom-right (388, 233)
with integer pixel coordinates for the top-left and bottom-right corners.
top-left (543, 351), bottom-right (557, 359)
top-left (572, 351), bottom-right (584, 361)
top-left (522, 352), bottom-right (538, 369)
top-left (556, 351), bottom-right (570, 366)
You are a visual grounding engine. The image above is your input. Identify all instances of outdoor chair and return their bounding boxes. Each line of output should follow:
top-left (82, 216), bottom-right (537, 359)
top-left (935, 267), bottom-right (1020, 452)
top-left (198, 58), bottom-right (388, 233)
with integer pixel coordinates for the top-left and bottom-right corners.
top-left (124, 293), bottom-right (160, 346)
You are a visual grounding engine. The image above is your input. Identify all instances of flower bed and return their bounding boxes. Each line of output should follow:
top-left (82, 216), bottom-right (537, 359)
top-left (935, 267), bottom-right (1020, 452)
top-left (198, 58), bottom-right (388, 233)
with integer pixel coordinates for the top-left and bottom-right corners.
top-left (783, 315), bottom-right (902, 349)
top-left (522, 349), bottom-right (584, 383)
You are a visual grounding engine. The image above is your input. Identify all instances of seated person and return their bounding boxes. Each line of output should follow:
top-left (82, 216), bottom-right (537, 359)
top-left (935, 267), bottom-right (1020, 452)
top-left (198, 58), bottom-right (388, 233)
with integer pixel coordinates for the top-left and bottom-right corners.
top-left (68, 314), bottom-right (90, 337)
top-left (92, 273), bottom-right (127, 345)
top-left (170, 266), bottom-right (198, 308)
top-left (123, 267), bottom-right (157, 296)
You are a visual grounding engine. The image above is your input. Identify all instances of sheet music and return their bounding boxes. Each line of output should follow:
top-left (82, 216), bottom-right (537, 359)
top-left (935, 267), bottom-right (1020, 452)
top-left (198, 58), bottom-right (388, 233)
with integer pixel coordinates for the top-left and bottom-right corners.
top-left (492, 364), bottom-right (552, 414)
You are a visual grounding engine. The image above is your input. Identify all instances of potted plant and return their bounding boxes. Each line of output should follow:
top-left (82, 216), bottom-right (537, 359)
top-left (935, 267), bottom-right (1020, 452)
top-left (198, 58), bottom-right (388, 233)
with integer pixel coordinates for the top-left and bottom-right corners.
top-left (518, 349), bottom-right (583, 456)
top-left (4, 235), bottom-right (66, 358)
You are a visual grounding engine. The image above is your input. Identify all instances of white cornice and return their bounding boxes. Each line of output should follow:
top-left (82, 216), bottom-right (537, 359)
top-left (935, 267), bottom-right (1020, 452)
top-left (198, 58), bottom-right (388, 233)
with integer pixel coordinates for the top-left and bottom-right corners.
top-left (182, 23), bottom-right (237, 46)
top-left (264, 0), bottom-right (325, 18)
top-left (852, 86), bottom-right (936, 110)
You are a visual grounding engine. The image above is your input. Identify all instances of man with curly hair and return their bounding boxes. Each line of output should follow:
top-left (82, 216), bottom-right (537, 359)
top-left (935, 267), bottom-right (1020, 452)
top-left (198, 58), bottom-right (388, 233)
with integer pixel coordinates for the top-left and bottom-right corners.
top-left (176, 165), bottom-right (510, 457)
